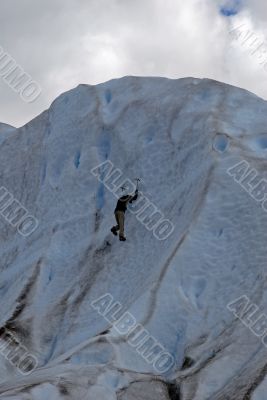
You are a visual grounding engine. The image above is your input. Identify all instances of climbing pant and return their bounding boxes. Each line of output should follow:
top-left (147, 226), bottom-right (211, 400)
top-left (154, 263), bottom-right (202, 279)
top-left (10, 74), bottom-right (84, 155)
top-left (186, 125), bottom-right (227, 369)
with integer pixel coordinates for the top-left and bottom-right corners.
top-left (114, 210), bottom-right (125, 237)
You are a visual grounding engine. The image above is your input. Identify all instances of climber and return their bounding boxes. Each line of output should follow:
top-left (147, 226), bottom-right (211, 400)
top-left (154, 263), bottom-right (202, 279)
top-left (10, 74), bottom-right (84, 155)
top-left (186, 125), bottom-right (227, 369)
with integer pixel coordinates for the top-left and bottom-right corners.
top-left (111, 188), bottom-right (139, 241)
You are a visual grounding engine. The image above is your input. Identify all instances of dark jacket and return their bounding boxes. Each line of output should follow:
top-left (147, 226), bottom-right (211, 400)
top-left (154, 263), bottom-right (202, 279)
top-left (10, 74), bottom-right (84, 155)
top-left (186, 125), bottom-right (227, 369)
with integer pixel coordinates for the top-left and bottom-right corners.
top-left (115, 191), bottom-right (138, 213)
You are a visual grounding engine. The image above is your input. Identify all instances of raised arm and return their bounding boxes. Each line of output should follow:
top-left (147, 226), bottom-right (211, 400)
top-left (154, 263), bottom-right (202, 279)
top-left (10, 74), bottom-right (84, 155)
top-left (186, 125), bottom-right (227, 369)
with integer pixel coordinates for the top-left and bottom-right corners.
top-left (129, 189), bottom-right (138, 203)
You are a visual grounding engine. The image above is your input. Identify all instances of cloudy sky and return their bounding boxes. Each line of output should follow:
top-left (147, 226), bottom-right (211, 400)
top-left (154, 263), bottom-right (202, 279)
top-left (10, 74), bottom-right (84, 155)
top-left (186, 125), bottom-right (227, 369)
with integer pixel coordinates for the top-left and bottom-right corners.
top-left (1, 0), bottom-right (267, 127)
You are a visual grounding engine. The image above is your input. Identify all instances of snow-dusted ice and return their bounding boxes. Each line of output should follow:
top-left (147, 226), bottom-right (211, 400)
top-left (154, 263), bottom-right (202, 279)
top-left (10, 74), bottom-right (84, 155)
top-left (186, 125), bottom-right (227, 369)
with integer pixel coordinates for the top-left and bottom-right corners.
top-left (0, 77), bottom-right (267, 399)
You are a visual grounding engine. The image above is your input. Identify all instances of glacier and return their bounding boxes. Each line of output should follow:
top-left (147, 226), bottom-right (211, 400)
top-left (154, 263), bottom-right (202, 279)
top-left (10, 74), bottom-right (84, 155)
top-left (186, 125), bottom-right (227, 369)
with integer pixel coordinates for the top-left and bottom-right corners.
top-left (0, 76), bottom-right (267, 399)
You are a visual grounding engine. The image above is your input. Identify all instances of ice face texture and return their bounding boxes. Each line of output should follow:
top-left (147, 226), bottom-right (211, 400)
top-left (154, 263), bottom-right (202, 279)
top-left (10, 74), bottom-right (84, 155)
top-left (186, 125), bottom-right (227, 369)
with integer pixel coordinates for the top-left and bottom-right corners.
top-left (0, 77), bottom-right (267, 399)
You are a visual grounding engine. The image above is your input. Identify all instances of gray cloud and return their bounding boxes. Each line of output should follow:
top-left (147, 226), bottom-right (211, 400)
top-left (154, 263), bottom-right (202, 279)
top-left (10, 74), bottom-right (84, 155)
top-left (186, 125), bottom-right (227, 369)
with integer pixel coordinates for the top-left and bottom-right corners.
top-left (0, 0), bottom-right (267, 127)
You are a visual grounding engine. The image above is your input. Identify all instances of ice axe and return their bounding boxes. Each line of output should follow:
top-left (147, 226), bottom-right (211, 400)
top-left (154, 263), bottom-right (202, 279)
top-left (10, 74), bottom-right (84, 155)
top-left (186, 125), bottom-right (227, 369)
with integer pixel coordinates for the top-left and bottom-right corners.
top-left (121, 178), bottom-right (142, 193)
top-left (134, 178), bottom-right (142, 191)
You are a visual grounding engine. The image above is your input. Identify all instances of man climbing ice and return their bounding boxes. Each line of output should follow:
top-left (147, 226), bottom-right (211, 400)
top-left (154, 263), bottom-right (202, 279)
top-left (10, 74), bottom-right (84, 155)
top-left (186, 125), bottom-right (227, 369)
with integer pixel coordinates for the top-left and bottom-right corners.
top-left (111, 186), bottom-right (139, 241)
